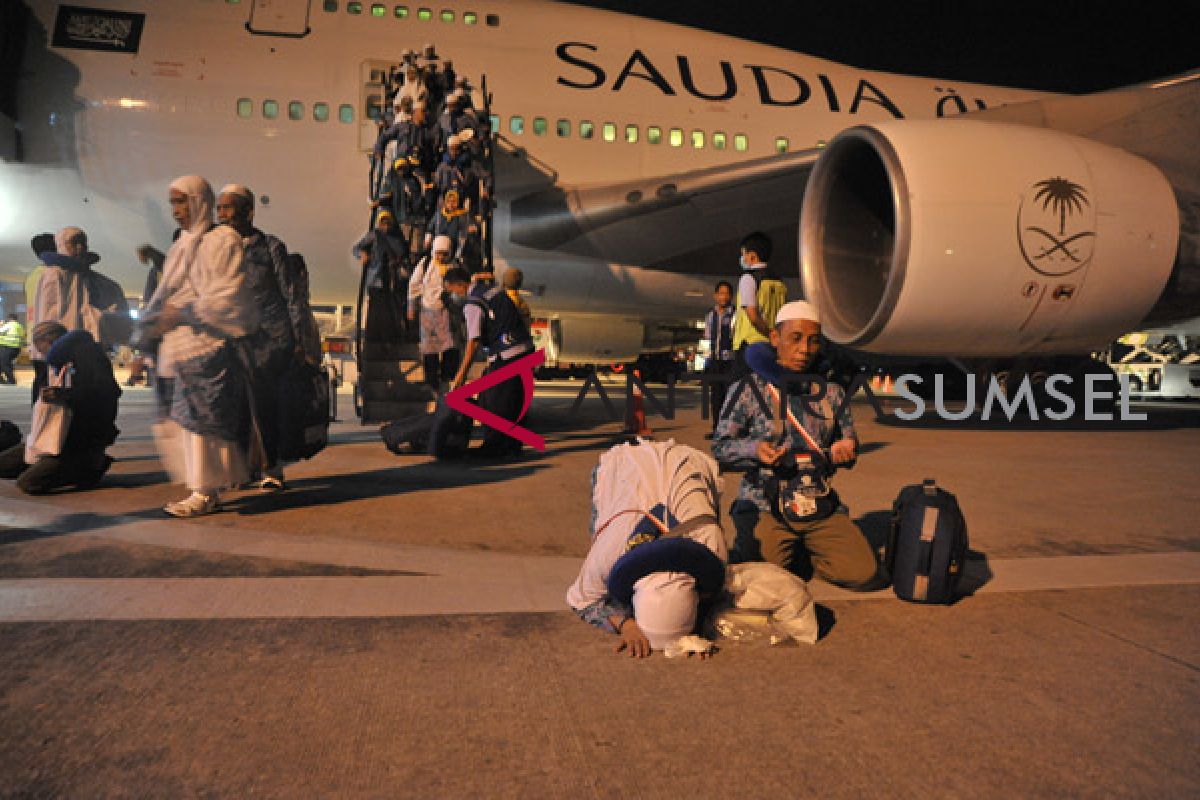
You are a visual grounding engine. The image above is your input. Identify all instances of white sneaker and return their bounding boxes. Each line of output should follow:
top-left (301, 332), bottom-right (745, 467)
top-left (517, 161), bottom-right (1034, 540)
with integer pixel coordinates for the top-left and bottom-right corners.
top-left (256, 475), bottom-right (285, 492)
top-left (164, 491), bottom-right (220, 517)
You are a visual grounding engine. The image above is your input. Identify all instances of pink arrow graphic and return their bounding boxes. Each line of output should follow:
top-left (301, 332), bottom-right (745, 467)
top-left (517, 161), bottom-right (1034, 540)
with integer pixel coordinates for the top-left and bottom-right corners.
top-left (444, 349), bottom-right (547, 451)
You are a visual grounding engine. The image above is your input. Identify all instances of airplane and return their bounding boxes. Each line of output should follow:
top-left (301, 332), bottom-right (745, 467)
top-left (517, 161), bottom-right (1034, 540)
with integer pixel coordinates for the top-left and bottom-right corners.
top-left (1, 0), bottom-right (1197, 384)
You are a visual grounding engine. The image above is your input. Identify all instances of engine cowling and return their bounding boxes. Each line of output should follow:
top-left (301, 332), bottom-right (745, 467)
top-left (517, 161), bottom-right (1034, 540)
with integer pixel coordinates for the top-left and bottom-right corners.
top-left (799, 120), bottom-right (1181, 356)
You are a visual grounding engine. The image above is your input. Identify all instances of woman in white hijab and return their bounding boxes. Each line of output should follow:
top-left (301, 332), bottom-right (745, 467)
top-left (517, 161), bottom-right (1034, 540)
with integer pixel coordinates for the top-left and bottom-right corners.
top-left (142, 175), bottom-right (259, 516)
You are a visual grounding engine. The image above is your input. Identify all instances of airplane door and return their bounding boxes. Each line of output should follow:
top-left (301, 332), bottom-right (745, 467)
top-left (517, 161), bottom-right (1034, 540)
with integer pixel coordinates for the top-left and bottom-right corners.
top-left (358, 60), bottom-right (392, 150)
top-left (247, 0), bottom-right (311, 38)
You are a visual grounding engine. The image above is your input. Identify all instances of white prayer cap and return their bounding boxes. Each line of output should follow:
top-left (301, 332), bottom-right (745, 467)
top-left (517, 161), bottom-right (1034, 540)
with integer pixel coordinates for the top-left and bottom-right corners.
top-left (432, 234), bottom-right (453, 255)
top-left (218, 184), bottom-right (254, 206)
top-left (632, 572), bottom-right (698, 652)
top-left (458, 128), bottom-right (474, 142)
top-left (775, 300), bottom-right (821, 325)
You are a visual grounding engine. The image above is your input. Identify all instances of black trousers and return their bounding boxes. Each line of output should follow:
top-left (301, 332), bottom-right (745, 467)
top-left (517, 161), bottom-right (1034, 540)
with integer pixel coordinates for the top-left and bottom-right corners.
top-left (0, 443), bottom-right (112, 494)
top-left (478, 355), bottom-right (527, 455)
top-left (706, 360), bottom-right (734, 428)
top-left (0, 345), bottom-right (17, 384)
top-left (423, 349), bottom-right (461, 393)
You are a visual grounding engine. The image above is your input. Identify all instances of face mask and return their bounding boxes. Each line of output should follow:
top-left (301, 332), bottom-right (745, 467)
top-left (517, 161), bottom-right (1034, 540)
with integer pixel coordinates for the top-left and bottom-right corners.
top-left (739, 254), bottom-right (752, 270)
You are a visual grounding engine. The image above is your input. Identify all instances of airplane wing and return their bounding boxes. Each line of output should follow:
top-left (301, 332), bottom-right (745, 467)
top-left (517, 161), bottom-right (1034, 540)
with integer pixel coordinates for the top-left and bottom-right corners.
top-left (507, 146), bottom-right (821, 277)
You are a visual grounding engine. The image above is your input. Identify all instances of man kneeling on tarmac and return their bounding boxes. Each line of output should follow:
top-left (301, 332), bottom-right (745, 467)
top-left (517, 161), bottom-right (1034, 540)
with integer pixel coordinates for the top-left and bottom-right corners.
top-left (0, 322), bottom-right (120, 494)
top-left (711, 300), bottom-right (883, 590)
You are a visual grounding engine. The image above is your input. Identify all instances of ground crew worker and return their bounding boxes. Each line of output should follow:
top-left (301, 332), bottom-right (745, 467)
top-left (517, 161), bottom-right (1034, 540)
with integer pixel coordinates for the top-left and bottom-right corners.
top-left (444, 267), bottom-right (535, 458)
top-left (0, 313), bottom-right (25, 385)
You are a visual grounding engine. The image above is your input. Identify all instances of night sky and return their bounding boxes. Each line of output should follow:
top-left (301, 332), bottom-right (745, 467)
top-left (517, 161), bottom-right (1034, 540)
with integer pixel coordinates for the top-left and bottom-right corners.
top-left (566, 0), bottom-right (1198, 94)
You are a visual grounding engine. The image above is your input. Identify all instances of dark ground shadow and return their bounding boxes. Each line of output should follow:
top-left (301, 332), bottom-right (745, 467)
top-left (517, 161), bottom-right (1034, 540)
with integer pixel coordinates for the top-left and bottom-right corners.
top-left (226, 460), bottom-right (548, 515)
top-left (957, 549), bottom-right (994, 599)
top-left (815, 604), bottom-right (837, 639)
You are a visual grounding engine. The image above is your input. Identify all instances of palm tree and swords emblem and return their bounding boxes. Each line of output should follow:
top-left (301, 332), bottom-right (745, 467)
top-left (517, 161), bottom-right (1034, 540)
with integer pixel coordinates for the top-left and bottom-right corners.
top-left (1017, 176), bottom-right (1097, 277)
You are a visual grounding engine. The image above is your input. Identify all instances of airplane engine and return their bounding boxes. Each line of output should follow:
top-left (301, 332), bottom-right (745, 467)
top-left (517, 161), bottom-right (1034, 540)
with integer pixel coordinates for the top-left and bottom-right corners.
top-left (799, 120), bottom-right (1185, 356)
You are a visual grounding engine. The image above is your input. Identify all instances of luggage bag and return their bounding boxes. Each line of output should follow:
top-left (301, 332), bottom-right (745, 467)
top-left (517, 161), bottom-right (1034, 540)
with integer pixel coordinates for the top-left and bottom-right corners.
top-left (886, 479), bottom-right (968, 604)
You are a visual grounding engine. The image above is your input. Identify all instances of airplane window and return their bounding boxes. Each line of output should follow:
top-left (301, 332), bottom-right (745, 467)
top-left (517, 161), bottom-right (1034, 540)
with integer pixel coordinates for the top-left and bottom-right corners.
top-left (669, 127), bottom-right (683, 147)
top-left (313, 102), bottom-right (330, 122)
top-left (712, 131), bottom-right (727, 150)
top-left (464, 11), bottom-right (478, 24)
top-left (489, 113), bottom-right (499, 131)
top-left (236, 98), bottom-right (253, 118)
top-left (556, 119), bottom-right (570, 137)
top-left (600, 122), bottom-right (616, 142)
top-left (510, 115), bottom-right (524, 135)
top-left (366, 94), bottom-right (383, 121)
top-left (647, 126), bottom-right (661, 145)
top-left (347, 1), bottom-right (362, 13)
top-left (625, 124), bottom-right (638, 144)
top-left (339, 104), bottom-right (354, 123)
top-left (775, 137), bottom-right (788, 154)
top-left (440, 9), bottom-right (454, 22)
top-left (691, 130), bottom-right (704, 149)
top-left (288, 101), bottom-right (304, 121)
top-left (323, 0), bottom-right (338, 10)
top-left (394, 5), bottom-right (408, 17)
top-left (263, 99), bottom-right (279, 119)
top-left (579, 120), bottom-right (594, 139)
top-left (371, 3), bottom-right (386, 16)
top-left (734, 133), bottom-right (748, 151)
top-left (417, 7), bottom-right (431, 20)
top-left (486, 13), bottom-right (499, 26)
top-left (226, 0), bottom-right (241, 4)
top-left (533, 117), bottom-right (547, 136)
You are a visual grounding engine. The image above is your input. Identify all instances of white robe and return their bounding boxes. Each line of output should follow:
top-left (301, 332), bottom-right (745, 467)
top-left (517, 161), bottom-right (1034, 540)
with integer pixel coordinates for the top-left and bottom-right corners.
top-left (150, 175), bottom-right (259, 493)
top-left (567, 439), bottom-right (728, 613)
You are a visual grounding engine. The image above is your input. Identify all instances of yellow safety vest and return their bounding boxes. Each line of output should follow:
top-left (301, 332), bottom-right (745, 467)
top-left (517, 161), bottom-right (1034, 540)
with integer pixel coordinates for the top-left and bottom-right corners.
top-left (732, 271), bottom-right (787, 349)
top-left (0, 320), bottom-right (25, 349)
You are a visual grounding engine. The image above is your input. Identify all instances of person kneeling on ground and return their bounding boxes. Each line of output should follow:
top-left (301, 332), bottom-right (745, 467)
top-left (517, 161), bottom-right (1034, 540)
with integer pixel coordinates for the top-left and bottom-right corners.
top-left (567, 440), bottom-right (729, 658)
top-left (711, 300), bottom-right (884, 590)
top-left (0, 322), bottom-right (119, 494)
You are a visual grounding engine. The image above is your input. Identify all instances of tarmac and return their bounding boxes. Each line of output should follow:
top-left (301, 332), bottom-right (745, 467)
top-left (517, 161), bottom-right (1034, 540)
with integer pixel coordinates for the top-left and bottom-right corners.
top-left (1, 367), bottom-right (1198, 797)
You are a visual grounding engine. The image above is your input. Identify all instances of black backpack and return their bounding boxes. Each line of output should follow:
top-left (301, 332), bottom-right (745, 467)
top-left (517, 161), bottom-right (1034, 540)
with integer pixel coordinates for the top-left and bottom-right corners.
top-left (886, 479), bottom-right (968, 604)
top-left (277, 362), bottom-right (330, 461)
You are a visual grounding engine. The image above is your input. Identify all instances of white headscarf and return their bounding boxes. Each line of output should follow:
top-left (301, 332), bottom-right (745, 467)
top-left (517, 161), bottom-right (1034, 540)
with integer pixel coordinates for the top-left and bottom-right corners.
top-left (169, 174), bottom-right (215, 237)
top-left (631, 572), bottom-right (699, 651)
top-left (148, 175), bottom-right (215, 311)
top-left (54, 226), bottom-right (85, 255)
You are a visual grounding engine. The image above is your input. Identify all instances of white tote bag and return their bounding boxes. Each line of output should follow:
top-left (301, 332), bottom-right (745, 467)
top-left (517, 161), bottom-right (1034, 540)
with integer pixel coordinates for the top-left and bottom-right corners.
top-left (25, 365), bottom-right (73, 462)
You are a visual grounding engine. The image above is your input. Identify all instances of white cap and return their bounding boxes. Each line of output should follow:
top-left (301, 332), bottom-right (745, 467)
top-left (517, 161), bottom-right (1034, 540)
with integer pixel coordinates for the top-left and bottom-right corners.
top-left (631, 572), bottom-right (698, 651)
top-left (218, 183), bottom-right (254, 206)
top-left (432, 234), bottom-right (453, 255)
top-left (457, 128), bottom-right (474, 142)
top-left (775, 300), bottom-right (820, 325)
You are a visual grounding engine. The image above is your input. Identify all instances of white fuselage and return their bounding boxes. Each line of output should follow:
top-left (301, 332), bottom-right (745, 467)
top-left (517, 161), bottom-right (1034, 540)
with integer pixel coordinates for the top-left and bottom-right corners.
top-left (1, 0), bottom-right (1047, 329)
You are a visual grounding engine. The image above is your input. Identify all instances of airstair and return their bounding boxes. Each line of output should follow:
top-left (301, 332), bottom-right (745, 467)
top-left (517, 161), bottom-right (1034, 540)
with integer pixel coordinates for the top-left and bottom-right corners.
top-left (354, 65), bottom-right (495, 424)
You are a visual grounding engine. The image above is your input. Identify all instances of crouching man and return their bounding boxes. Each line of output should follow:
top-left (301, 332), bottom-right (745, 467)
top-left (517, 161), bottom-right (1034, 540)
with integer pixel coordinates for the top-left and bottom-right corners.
top-left (711, 301), bottom-right (882, 590)
top-left (0, 322), bottom-right (120, 493)
top-left (567, 440), bottom-right (728, 657)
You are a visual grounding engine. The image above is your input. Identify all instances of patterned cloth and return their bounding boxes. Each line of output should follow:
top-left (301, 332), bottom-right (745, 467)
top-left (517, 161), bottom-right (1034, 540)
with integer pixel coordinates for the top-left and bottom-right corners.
top-left (418, 306), bottom-right (456, 356)
top-left (711, 371), bottom-right (856, 513)
top-left (242, 230), bottom-right (295, 373)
